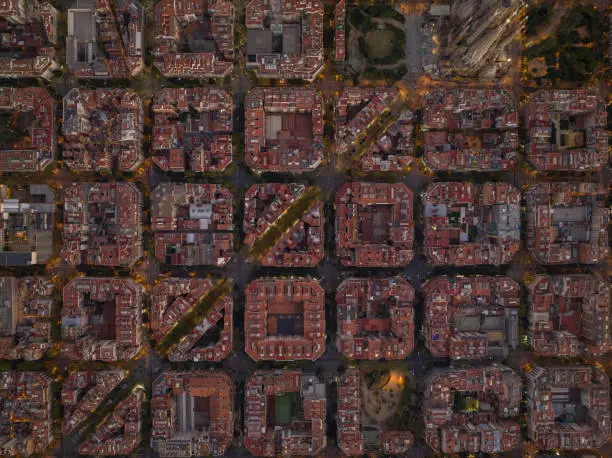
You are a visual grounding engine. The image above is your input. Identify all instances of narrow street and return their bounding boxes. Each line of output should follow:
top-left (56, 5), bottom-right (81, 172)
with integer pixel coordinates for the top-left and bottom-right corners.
top-left (2, 1), bottom-right (610, 457)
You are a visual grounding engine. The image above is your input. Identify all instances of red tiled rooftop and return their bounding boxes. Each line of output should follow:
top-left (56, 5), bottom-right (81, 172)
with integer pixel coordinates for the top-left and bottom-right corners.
top-left (244, 183), bottom-right (306, 245)
top-left (424, 366), bottom-right (521, 454)
top-left (0, 87), bottom-right (56, 171)
top-left (335, 87), bottom-right (398, 155)
top-left (245, 87), bottom-right (324, 173)
top-left (151, 183), bottom-right (234, 266)
top-left (0, 371), bottom-right (53, 456)
top-left (244, 370), bottom-right (327, 456)
top-left (423, 275), bottom-right (519, 359)
top-left (527, 275), bottom-right (610, 357)
top-left (0, 276), bottom-right (54, 361)
top-left (61, 182), bottom-right (143, 266)
top-left (262, 200), bottom-right (324, 268)
top-left (152, 0), bottom-right (233, 78)
top-left (334, 0), bottom-right (346, 62)
top-left (152, 87), bottom-right (233, 172)
top-left (78, 387), bottom-right (144, 455)
top-left (523, 89), bottom-right (607, 171)
top-left (151, 370), bottom-right (234, 456)
top-left (67, 0), bottom-right (144, 78)
top-left (245, 0), bottom-right (323, 80)
top-left (423, 182), bottom-right (521, 266)
top-left (337, 277), bottom-right (415, 360)
top-left (335, 182), bottom-right (414, 267)
top-left (150, 277), bottom-right (234, 362)
top-left (423, 88), bottom-right (518, 130)
top-left (0, 1), bottom-right (59, 79)
top-left (245, 278), bottom-right (325, 361)
top-left (526, 366), bottom-right (610, 451)
top-left (62, 88), bottom-right (144, 172)
top-left (62, 370), bottom-right (126, 434)
top-left (424, 131), bottom-right (517, 172)
top-left (61, 277), bottom-right (144, 361)
top-left (526, 182), bottom-right (608, 265)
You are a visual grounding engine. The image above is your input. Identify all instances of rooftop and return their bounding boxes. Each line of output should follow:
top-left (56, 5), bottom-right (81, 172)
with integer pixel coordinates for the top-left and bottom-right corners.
top-left (151, 183), bottom-right (234, 267)
top-left (152, 0), bottom-right (234, 78)
top-left (0, 87), bottom-right (56, 171)
top-left (260, 200), bottom-right (324, 267)
top-left (423, 276), bottom-right (520, 359)
top-left (423, 182), bottom-right (521, 266)
top-left (151, 277), bottom-right (233, 362)
top-left (61, 277), bottom-right (144, 361)
top-left (0, 0), bottom-right (59, 79)
top-left (244, 183), bottom-right (305, 246)
top-left (152, 88), bottom-right (233, 172)
top-left (151, 370), bottom-right (234, 457)
top-left (335, 87), bottom-right (397, 154)
top-left (0, 276), bottom-right (55, 360)
top-left (66, 0), bottom-right (144, 78)
top-left (335, 182), bottom-right (414, 267)
top-left (0, 184), bottom-right (54, 266)
top-left (334, 0), bottom-right (346, 62)
top-left (62, 370), bottom-right (127, 434)
top-left (335, 87), bottom-right (415, 172)
top-left (78, 386), bottom-right (144, 455)
top-left (245, 0), bottom-right (324, 80)
top-left (61, 182), bottom-right (143, 266)
top-left (524, 89), bottom-right (608, 171)
top-left (245, 87), bottom-right (324, 173)
top-left (62, 88), bottom-right (144, 172)
top-left (528, 275), bottom-right (610, 357)
top-left (245, 278), bottom-right (325, 361)
top-left (244, 370), bottom-right (327, 456)
top-left (244, 183), bottom-right (324, 267)
top-left (526, 366), bottom-right (610, 451)
top-left (424, 366), bottom-right (521, 454)
top-left (423, 88), bottom-right (518, 130)
top-left (423, 88), bottom-right (518, 172)
top-left (0, 371), bottom-right (53, 457)
top-left (337, 277), bottom-right (415, 360)
top-left (526, 182), bottom-right (608, 264)
top-left (424, 131), bottom-right (518, 172)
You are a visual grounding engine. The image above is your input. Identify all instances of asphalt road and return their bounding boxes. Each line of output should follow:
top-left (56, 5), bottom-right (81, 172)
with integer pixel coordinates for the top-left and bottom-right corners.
top-left (10, 2), bottom-right (611, 458)
top-left (405, 14), bottom-right (424, 81)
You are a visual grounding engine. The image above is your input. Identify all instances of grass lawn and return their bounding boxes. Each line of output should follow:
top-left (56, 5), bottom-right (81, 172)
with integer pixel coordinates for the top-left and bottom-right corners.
top-left (275, 393), bottom-right (294, 425)
top-left (364, 29), bottom-right (395, 59)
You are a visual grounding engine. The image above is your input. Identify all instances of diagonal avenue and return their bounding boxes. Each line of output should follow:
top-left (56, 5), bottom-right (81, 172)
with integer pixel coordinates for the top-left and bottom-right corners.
top-left (247, 186), bottom-right (324, 262)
